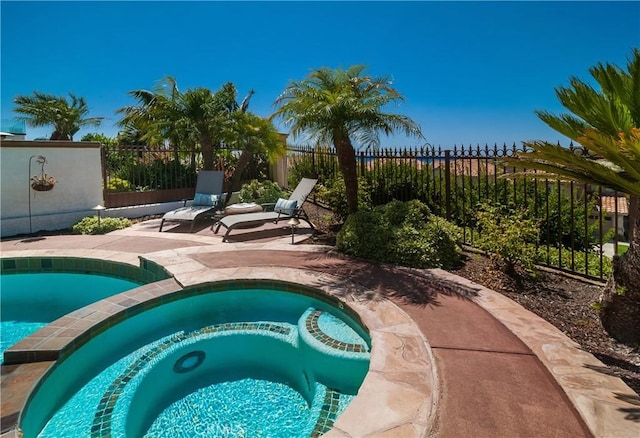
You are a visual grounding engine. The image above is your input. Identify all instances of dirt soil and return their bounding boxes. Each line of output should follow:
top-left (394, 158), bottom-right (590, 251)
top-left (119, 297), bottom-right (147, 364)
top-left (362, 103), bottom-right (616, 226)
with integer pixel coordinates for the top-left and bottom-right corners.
top-left (303, 202), bottom-right (640, 396)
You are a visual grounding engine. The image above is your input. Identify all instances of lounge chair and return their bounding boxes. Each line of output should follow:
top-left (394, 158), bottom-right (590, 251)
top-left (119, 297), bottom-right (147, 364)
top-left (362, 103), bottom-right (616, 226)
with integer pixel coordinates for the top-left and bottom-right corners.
top-left (213, 178), bottom-right (318, 242)
top-left (159, 170), bottom-right (224, 232)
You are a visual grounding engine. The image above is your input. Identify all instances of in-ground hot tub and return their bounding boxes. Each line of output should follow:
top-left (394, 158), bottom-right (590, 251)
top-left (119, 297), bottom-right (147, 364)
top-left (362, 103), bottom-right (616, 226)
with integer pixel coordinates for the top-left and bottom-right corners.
top-left (22, 281), bottom-right (371, 437)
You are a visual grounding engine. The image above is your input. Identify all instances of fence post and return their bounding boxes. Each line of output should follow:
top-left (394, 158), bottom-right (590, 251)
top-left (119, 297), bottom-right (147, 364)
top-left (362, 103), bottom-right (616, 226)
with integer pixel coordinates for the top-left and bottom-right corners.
top-left (445, 149), bottom-right (452, 221)
top-left (100, 144), bottom-right (108, 207)
top-left (359, 151), bottom-right (365, 176)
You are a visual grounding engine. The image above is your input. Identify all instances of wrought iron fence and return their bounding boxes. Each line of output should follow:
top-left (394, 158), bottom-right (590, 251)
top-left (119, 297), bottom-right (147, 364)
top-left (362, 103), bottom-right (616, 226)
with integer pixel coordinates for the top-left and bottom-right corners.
top-left (287, 143), bottom-right (628, 281)
top-left (101, 143), bottom-right (269, 208)
top-left (100, 141), bottom-right (627, 280)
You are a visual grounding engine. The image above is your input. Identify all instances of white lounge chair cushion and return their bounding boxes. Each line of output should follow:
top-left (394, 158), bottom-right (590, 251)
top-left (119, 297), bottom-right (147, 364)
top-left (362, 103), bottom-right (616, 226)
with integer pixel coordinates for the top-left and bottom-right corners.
top-left (193, 193), bottom-right (220, 207)
top-left (274, 198), bottom-right (297, 215)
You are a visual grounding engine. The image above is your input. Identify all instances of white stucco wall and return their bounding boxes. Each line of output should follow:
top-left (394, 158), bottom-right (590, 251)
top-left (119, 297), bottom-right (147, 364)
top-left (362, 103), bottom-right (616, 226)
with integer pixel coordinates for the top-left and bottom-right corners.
top-left (0, 141), bottom-right (104, 237)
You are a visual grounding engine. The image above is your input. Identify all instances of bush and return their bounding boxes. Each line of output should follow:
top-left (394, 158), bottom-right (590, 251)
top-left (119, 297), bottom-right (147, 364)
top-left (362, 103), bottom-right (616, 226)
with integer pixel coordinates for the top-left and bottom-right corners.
top-left (364, 159), bottom-right (432, 206)
top-left (239, 180), bottom-right (287, 204)
top-left (535, 246), bottom-right (613, 278)
top-left (72, 216), bottom-right (132, 235)
top-left (475, 204), bottom-right (539, 274)
top-left (336, 200), bottom-right (462, 269)
top-left (106, 177), bottom-right (134, 192)
top-left (112, 159), bottom-right (196, 190)
top-left (287, 146), bottom-right (338, 188)
top-left (316, 176), bottom-right (372, 222)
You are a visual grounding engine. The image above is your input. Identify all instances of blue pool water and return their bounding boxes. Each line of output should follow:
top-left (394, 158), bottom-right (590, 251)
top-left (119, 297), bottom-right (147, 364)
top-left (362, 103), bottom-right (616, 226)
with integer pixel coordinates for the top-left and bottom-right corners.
top-left (0, 272), bottom-right (141, 362)
top-left (24, 287), bottom-right (370, 438)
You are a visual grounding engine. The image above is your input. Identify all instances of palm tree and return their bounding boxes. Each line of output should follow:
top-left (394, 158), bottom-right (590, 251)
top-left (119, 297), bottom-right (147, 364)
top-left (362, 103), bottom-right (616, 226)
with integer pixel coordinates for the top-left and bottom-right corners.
top-left (117, 78), bottom-right (285, 193)
top-left (272, 65), bottom-right (424, 215)
top-left (117, 77), bottom-right (255, 170)
top-left (503, 48), bottom-right (640, 343)
top-left (223, 112), bottom-right (286, 205)
top-left (13, 91), bottom-right (103, 140)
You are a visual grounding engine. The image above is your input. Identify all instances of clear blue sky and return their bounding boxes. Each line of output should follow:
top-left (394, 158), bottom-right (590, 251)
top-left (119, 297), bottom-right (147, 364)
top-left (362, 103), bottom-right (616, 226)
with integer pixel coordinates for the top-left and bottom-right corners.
top-left (1, 1), bottom-right (639, 148)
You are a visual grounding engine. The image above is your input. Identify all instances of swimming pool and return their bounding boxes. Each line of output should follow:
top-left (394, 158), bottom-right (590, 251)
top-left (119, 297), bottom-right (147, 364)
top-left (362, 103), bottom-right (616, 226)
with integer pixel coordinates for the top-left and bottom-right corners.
top-left (20, 282), bottom-right (371, 437)
top-left (0, 257), bottom-right (169, 363)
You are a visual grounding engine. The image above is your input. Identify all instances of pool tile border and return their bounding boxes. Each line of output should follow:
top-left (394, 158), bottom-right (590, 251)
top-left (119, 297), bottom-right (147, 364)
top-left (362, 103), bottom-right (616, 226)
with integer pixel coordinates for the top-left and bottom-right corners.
top-left (0, 256), bottom-right (171, 284)
top-left (305, 310), bottom-right (368, 353)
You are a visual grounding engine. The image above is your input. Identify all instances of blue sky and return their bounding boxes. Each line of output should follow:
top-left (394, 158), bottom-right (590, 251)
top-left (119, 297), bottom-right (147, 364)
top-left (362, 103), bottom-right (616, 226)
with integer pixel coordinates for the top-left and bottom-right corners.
top-left (1, 1), bottom-right (639, 148)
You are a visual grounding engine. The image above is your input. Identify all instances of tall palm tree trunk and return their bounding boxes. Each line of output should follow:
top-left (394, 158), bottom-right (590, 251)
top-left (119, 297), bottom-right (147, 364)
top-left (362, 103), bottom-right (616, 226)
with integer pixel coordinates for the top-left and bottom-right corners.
top-left (200, 137), bottom-right (215, 170)
top-left (600, 195), bottom-right (640, 344)
top-left (334, 133), bottom-right (359, 214)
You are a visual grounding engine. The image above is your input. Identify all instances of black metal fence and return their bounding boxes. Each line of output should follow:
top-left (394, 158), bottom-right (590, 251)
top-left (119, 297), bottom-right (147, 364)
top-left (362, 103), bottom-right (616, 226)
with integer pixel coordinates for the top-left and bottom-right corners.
top-left (101, 143), bottom-right (269, 208)
top-left (287, 143), bottom-right (628, 281)
top-left (100, 141), bottom-right (626, 280)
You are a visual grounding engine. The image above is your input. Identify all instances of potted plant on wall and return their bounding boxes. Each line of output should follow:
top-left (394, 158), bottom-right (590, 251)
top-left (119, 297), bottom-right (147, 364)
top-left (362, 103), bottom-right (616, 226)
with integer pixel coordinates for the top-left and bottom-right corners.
top-left (30, 156), bottom-right (56, 191)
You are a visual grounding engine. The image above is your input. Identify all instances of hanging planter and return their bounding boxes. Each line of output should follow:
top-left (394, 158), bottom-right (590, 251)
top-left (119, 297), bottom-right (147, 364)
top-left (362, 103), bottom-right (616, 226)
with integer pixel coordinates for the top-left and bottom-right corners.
top-left (31, 174), bottom-right (57, 191)
top-left (30, 156), bottom-right (56, 191)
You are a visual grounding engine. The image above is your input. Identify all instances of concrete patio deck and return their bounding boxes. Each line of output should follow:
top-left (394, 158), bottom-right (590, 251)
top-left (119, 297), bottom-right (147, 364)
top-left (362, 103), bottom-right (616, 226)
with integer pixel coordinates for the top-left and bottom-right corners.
top-left (1, 218), bottom-right (638, 437)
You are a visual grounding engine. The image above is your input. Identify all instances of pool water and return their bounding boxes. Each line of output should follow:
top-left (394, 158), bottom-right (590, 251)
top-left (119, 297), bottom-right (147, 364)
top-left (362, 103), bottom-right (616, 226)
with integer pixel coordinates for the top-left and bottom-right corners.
top-left (146, 378), bottom-right (350, 437)
top-left (0, 321), bottom-right (48, 360)
top-left (0, 272), bottom-right (141, 362)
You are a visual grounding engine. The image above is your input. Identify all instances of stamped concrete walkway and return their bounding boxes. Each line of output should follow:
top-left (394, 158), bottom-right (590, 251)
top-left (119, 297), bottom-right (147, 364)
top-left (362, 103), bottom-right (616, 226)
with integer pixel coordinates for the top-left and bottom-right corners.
top-left (1, 219), bottom-right (638, 437)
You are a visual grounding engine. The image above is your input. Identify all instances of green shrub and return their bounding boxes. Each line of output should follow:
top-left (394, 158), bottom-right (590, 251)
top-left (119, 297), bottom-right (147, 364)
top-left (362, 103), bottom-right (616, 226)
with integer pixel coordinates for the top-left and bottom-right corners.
top-left (287, 146), bottom-right (338, 188)
top-left (72, 216), bottom-right (132, 235)
top-left (364, 159), bottom-right (432, 206)
top-left (106, 177), bottom-right (134, 192)
top-left (336, 200), bottom-right (462, 269)
top-left (239, 180), bottom-right (287, 204)
top-left (316, 176), bottom-right (372, 222)
top-left (535, 246), bottom-right (613, 278)
top-left (475, 204), bottom-right (539, 274)
top-left (335, 209), bottom-right (392, 262)
top-left (112, 159), bottom-right (196, 190)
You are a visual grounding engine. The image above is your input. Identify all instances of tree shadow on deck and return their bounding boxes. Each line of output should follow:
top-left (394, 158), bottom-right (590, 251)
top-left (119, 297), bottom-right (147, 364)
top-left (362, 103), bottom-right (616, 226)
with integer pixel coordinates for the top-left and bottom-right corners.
top-left (289, 250), bottom-right (480, 307)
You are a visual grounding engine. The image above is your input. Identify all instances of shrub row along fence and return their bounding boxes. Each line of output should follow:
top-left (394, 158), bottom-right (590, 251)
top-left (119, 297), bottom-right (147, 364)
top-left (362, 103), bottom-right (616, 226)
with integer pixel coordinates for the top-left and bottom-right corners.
top-left (101, 143), bottom-right (270, 208)
top-left (287, 143), bottom-right (629, 281)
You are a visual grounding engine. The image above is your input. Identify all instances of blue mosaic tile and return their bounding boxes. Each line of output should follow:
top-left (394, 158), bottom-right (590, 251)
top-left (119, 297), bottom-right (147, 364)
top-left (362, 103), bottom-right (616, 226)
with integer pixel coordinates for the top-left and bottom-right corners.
top-left (305, 310), bottom-right (368, 353)
top-left (91, 322), bottom-right (293, 436)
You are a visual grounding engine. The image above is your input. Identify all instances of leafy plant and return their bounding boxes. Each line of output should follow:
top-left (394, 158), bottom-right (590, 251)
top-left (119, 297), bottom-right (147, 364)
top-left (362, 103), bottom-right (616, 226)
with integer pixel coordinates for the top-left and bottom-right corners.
top-left (71, 216), bottom-right (132, 235)
top-left (238, 179), bottom-right (286, 204)
top-left (535, 246), bottom-right (613, 278)
top-left (106, 177), bottom-right (134, 192)
top-left (337, 200), bottom-right (462, 269)
top-left (316, 176), bottom-right (372, 222)
top-left (475, 204), bottom-right (539, 275)
top-left (287, 146), bottom-right (339, 189)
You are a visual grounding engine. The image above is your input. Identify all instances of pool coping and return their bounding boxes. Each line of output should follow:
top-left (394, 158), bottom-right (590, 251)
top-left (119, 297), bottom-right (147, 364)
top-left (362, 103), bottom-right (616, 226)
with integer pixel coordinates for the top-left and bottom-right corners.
top-left (1, 246), bottom-right (639, 438)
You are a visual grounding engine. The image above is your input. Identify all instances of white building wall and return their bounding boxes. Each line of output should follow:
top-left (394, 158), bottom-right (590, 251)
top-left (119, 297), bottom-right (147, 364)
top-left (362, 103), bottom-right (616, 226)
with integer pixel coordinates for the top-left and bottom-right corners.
top-left (0, 141), bottom-right (104, 237)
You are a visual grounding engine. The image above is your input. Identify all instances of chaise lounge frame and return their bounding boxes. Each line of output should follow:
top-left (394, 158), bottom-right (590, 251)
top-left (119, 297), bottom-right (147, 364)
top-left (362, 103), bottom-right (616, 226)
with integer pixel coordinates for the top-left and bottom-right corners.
top-left (159, 170), bottom-right (224, 233)
top-left (213, 178), bottom-right (318, 242)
